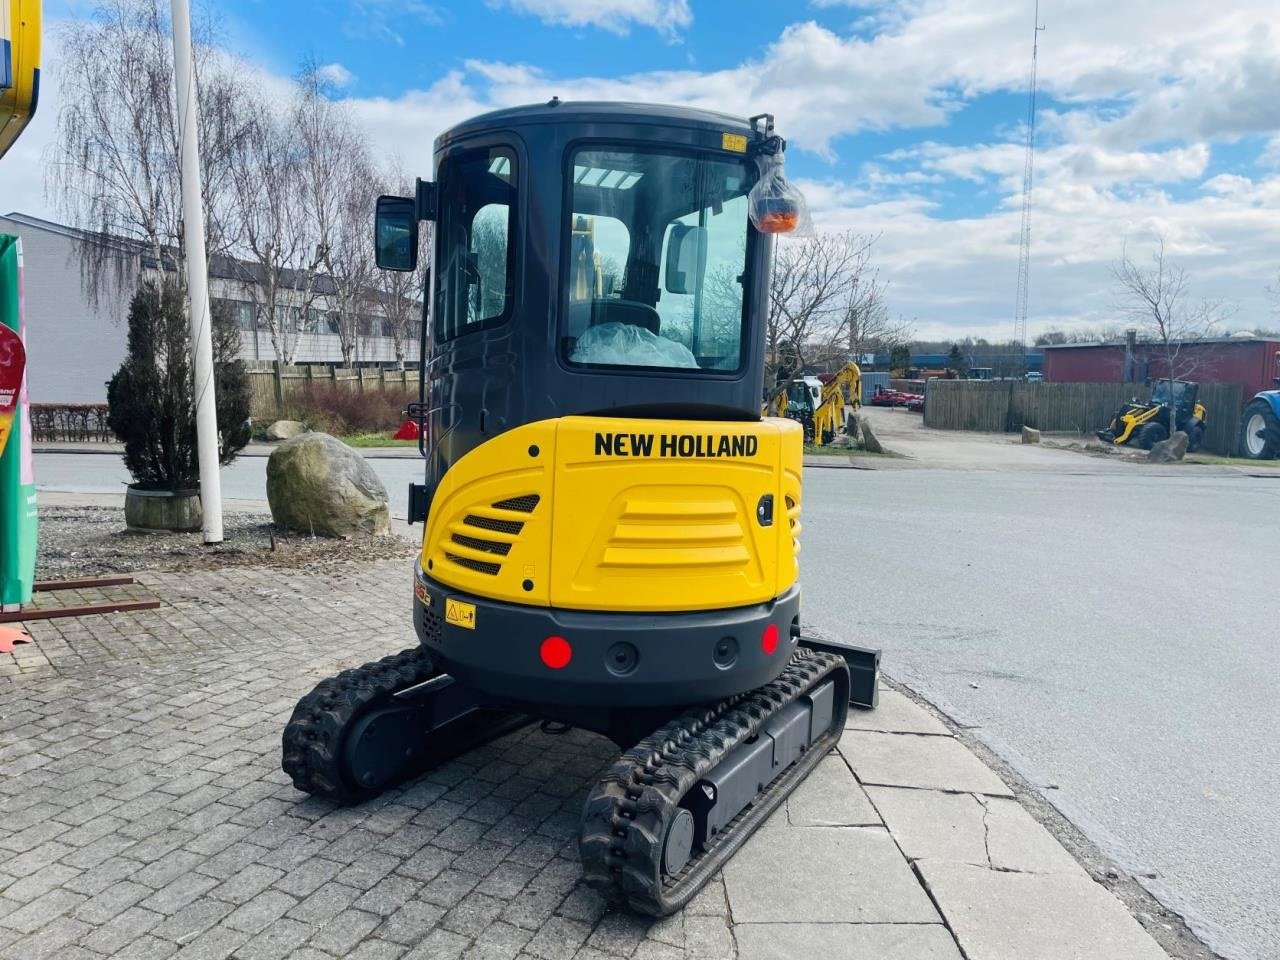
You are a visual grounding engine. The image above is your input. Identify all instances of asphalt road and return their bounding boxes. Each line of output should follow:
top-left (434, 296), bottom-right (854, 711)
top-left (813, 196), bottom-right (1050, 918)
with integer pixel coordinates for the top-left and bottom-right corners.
top-left (32, 438), bottom-right (1280, 960)
top-left (802, 465), bottom-right (1279, 960)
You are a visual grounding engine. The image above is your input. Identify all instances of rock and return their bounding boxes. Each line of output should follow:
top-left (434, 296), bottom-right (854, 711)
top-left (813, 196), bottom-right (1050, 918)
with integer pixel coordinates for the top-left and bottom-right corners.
top-left (857, 415), bottom-right (884, 454)
top-left (266, 419), bottom-right (306, 441)
top-left (1022, 425), bottom-right (1041, 444)
top-left (1148, 430), bottom-right (1189, 463)
top-left (844, 412), bottom-right (862, 445)
top-left (266, 432), bottom-right (390, 537)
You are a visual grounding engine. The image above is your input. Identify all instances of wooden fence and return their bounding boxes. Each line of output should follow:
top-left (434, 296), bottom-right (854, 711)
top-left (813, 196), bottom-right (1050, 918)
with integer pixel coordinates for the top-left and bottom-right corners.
top-left (923, 380), bottom-right (1243, 456)
top-left (246, 362), bottom-right (422, 420)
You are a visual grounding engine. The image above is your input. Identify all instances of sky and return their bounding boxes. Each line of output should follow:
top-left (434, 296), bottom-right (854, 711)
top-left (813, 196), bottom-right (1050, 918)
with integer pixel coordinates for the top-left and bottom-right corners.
top-left (4, 0), bottom-right (1279, 341)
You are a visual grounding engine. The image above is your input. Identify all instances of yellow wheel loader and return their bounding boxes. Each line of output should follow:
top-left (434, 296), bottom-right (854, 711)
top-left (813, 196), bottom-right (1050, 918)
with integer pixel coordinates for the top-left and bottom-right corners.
top-left (1098, 379), bottom-right (1206, 452)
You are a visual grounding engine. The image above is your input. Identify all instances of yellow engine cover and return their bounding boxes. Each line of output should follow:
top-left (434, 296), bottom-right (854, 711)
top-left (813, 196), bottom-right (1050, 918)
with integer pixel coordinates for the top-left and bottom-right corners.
top-left (421, 416), bottom-right (802, 613)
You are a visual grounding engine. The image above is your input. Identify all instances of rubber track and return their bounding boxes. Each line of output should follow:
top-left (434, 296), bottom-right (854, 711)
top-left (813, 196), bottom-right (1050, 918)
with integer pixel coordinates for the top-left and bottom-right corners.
top-left (282, 647), bottom-right (440, 803)
top-left (579, 649), bottom-right (849, 915)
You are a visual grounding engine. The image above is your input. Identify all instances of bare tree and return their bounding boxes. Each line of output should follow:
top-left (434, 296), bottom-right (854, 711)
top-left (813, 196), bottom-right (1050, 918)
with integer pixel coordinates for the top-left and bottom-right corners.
top-left (46, 0), bottom-right (246, 301)
top-left (293, 66), bottom-right (375, 366)
top-left (1111, 235), bottom-right (1234, 422)
top-left (225, 94), bottom-right (317, 364)
top-left (768, 232), bottom-right (875, 382)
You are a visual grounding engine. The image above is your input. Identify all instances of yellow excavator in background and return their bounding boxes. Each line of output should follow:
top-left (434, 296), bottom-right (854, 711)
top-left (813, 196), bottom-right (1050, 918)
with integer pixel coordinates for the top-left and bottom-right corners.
top-left (0, 0), bottom-right (41, 159)
top-left (763, 361), bottom-right (862, 446)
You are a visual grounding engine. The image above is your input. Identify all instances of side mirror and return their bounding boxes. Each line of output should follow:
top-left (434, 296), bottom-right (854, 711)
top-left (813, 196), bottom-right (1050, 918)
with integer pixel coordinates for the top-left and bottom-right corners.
top-left (375, 195), bottom-right (418, 271)
top-left (665, 224), bottom-right (707, 295)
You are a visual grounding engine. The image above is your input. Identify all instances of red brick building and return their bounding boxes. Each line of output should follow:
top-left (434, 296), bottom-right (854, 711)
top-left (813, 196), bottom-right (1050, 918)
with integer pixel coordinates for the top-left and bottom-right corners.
top-left (1043, 337), bottom-right (1280, 401)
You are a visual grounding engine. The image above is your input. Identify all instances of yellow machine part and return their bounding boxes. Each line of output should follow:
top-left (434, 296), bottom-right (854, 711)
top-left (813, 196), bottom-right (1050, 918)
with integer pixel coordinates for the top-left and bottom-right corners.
top-left (421, 416), bottom-right (803, 613)
top-left (0, 0), bottom-right (41, 159)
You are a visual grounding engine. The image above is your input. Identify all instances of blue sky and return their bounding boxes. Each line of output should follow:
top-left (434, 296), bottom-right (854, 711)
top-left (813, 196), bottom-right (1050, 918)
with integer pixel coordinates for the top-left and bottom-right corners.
top-left (13, 0), bottom-right (1280, 339)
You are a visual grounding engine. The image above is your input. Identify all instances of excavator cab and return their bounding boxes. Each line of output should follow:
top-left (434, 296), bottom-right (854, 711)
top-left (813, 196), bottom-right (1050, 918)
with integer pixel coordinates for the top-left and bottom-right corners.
top-left (287, 102), bottom-right (876, 916)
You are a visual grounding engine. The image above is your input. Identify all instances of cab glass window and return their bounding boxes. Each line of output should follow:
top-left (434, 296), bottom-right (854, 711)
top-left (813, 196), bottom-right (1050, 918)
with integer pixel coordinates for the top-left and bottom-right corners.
top-left (562, 146), bottom-right (753, 373)
top-left (435, 147), bottom-right (516, 341)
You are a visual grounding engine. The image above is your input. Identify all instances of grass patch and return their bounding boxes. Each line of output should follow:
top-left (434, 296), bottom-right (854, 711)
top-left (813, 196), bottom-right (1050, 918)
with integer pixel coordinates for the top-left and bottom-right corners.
top-left (803, 444), bottom-right (897, 458)
top-left (342, 433), bottom-right (419, 449)
top-left (1185, 453), bottom-right (1280, 468)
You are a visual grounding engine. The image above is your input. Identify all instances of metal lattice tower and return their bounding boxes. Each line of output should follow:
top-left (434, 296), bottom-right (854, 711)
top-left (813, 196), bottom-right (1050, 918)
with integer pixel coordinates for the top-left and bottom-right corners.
top-left (1013, 2), bottom-right (1045, 346)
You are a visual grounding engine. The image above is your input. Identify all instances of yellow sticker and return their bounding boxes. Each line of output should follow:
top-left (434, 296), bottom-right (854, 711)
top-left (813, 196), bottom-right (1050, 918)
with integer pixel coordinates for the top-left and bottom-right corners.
top-left (722, 132), bottom-right (748, 153)
top-left (445, 598), bottom-right (477, 630)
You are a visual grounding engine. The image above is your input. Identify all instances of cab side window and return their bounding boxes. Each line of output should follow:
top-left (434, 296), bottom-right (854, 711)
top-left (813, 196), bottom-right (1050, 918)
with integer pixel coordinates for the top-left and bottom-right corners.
top-left (436, 147), bottom-right (517, 341)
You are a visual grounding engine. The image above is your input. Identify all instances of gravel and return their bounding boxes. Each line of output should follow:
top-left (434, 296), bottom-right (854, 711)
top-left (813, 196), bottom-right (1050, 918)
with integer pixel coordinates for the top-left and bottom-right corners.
top-left (35, 505), bottom-right (416, 579)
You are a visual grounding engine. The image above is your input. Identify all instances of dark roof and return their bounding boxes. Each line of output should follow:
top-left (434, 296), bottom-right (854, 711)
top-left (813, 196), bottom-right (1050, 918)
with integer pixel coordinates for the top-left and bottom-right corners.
top-left (438, 99), bottom-right (758, 149)
top-left (1042, 337), bottom-right (1280, 349)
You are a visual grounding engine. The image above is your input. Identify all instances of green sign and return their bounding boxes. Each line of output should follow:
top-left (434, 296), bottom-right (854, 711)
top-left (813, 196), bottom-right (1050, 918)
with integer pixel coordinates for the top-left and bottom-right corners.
top-left (0, 234), bottom-right (37, 609)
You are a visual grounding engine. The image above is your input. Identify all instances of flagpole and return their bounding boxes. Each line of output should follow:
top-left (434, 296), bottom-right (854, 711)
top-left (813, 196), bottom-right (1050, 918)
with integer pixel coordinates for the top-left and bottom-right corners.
top-left (170, 0), bottom-right (223, 543)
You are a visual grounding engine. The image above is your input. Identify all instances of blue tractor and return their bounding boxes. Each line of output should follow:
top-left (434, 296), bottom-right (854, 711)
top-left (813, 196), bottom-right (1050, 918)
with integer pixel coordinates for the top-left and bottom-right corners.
top-left (1238, 391), bottom-right (1280, 460)
top-left (1237, 351), bottom-right (1280, 460)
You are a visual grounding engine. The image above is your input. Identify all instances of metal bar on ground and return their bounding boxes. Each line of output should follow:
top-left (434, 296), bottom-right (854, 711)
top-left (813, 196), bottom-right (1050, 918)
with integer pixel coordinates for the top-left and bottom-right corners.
top-left (797, 636), bottom-right (881, 709)
top-left (0, 599), bottom-right (162, 623)
top-left (33, 576), bottom-right (136, 592)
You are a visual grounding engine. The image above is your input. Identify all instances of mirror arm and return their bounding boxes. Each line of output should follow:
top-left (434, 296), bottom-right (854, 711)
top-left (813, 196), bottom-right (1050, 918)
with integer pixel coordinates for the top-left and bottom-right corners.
top-left (415, 179), bottom-right (438, 222)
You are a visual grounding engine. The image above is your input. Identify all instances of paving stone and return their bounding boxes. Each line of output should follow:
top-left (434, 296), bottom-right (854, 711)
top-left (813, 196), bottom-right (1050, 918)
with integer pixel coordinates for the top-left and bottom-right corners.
top-left (139, 872), bottom-right (220, 915)
top-left (840, 731), bottom-right (1013, 797)
top-left (524, 916), bottom-right (592, 960)
top-left (223, 889), bottom-right (297, 934)
top-left (786, 754), bottom-right (881, 826)
top-left (73, 878), bottom-right (152, 924)
top-left (234, 917), bottom-right (312, 960)
top-left (170, 922), bottom-right (249, 960)
top-left (344, 938), bottom-right (409, 960)
top-left (462, 920), bottom-right (535, 960)
top-left (918, 860), bottom-right (1169, 960)
top-left (845, 687), bottom-right (952, 735)
top-left (286, 881), bottom-right (362, 924)
top-left (631, 943), bottom-right (684, 960)
top-left (583, 911), bottom-right (650, 955)
top-left (152, 897), bottom-right (236, 945)
top-left (734, 922), bottom-right (962, 960)
top-left (684, 915), bottom-right (734, 960)
top-left (0, 915), bottom-right (92, 960)
top-left (377, 900), bottom-right (446, 945)
top-left (404, 927), bottom-right (470, 960)
top-left (0, 887), bottom-right (86, 934)
top-left (272, 856), bottom-right (343, 898)
top-left (867, 786), bottom-right (1086, 876)
top-left (441, 891), bottom-right (507, 937)
top-left (307, 908), bottom-right (382, 955)
top-left (81, 906), bottom-right (164, 954)
top-left (723, 825), bottom-right (939, 923)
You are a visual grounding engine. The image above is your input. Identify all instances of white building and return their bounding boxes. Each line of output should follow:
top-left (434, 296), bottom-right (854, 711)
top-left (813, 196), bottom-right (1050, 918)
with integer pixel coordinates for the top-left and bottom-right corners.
top-left (1, 212), bottom-right (423, 403)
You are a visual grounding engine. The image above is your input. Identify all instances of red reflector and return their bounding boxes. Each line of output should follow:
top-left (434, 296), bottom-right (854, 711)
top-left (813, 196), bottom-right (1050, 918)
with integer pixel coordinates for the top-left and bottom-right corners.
top-left (762, 624), bottom-right (779, 655)
top-left (540, 636), bottom-right (572, 670)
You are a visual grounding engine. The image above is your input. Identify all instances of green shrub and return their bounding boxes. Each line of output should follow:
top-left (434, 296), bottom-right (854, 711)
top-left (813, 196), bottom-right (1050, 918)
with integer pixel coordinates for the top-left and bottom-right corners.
top-left (106, 280), bottom-right (252, 490)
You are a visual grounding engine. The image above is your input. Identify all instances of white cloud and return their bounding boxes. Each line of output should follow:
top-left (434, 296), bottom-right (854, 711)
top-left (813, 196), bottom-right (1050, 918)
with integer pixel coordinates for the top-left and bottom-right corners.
top-left (7, 1), bottom-right (1279, 340)
top-left (315, 62), bottom-right (354, 87)
top-left (489, 0), bottom-right (692, 38)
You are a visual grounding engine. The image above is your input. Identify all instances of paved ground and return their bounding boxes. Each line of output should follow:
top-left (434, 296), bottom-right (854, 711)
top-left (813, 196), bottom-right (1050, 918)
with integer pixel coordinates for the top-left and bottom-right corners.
top-left (1, 563), bottom-right (1173, 960)
top-left (802, 410), bottom-right (1279, 960)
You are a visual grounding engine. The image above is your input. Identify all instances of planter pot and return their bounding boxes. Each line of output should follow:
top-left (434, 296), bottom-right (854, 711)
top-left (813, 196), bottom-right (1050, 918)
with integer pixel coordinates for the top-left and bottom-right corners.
top-left (124, 485), bottom-right (203, 533)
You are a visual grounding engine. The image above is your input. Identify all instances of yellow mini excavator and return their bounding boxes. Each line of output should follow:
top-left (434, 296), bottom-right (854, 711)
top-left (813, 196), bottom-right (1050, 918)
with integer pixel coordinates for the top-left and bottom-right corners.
top-left (282, 102), bottom-right (879, 916)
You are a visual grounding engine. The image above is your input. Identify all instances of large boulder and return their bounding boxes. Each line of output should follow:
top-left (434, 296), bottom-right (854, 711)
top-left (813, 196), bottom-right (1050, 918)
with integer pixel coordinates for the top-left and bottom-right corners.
top-left (267, 432), bottom-right (390, 537)
top-left (266, 419), bottom-right (306, 441)
top-left (1148, 431), bottom-right (1189, 464)
top-left (857, 415), bottom-right (884, 454)
top-left (1021, 425), bottom-right (1041, 444)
